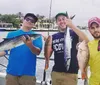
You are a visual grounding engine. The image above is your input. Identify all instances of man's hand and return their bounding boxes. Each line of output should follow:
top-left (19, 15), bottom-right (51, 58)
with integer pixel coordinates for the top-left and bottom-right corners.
top-left (21, 35), bottom-right (33, 46)
top-left (45, 60), bottom-right (49, 70)
top-left (21, 35), bottom-right (41, 55)
top-left (66, 18), bottom-right (75, 28)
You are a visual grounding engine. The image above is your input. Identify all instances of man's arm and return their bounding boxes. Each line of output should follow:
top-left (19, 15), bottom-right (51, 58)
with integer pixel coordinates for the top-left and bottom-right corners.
top-left (44, 36), bottom-right (53, 70)
top-left (22, 36), bottom-right (42, 55)
top-left (66, 18), bottom-right (89, 42)
top-left (27, 43), bottom-right (41, 55)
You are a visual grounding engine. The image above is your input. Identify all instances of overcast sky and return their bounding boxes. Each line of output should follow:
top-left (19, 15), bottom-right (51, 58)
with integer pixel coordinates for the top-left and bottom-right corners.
top-left (0, 0), bottom-right (100, 26)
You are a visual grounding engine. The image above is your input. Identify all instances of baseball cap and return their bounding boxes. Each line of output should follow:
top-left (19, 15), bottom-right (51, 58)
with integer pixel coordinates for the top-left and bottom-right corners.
top-left (88, 17), bottom-right (100, 28)
top-left (55, 12), bottom-right (69, 20)
top-left (24, 13), bottom-right (38, 23)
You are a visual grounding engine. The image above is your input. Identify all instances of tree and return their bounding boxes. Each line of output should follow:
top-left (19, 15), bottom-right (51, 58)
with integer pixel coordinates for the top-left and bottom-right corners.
top-left (0, 14), bottom-right (20, 28)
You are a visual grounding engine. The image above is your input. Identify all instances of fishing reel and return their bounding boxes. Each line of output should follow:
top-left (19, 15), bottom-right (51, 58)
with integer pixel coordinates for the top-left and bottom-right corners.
top-left (41, 80), bottom-right (51, 85)
top-left (41, 81), bottom-right (48, 85)
top-left (41, 69), bottom-right (52, 85)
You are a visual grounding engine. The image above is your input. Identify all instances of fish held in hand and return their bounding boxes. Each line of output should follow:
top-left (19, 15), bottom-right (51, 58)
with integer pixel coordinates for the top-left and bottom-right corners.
top-left (77, 40), bottom-right (89, 80)
top-left (0, 34), bottom-right (41, 51)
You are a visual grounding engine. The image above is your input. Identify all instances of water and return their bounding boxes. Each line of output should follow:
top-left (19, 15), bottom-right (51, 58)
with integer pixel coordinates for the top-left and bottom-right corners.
top-left (0, 29), bottom-right (92, 85)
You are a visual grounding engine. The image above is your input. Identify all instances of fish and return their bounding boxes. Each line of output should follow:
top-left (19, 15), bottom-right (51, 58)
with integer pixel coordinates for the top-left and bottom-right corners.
top-left (64, 14), bottom-right (75, 71)
top-left (70, 15), bottom-right (75, 20)
top-left (77, 40), bottom-right (89, 80)
top-left (0, 34), bottom-right (41, 51)
top-left (64, 27), bottom-right (72, 71)
top-left (63, 12), bottom-right (75, 71)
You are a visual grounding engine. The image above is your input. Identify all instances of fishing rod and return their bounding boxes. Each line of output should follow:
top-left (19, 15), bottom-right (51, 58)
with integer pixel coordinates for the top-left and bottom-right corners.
top-left (41, 69), bottom-right (47, 85)
top-left (41, 69), bottom-right (52, 85)
top-left (41, 69), bottom-right (48, 85)
top-left (48, 0), bottom-right (52, 36)
top-left (41, 1), bottom-right (53, 83)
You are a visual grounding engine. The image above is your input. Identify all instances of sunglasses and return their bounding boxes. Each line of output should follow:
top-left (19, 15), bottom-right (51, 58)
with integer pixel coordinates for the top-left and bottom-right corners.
top-left (25, 17), bottom-right (35, 23)
top-left (98, 40), bottom-right (100, 51)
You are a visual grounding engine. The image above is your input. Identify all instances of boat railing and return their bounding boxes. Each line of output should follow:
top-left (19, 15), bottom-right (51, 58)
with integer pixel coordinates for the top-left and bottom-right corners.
top-left (0, 55), bottom-right (88, 85)
top-left (0, 29), bottom-right (89, 85)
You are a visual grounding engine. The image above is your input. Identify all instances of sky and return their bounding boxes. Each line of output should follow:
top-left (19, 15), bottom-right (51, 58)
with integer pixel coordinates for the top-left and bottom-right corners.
top-left (0, 0), bottom-right (100, 26)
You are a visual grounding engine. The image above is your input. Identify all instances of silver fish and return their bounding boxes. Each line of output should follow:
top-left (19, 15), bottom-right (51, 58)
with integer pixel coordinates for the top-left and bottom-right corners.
top-left (77, 40), bottom-right (89, 80)
top-left (0, 34), bottom-right (41, 51)
top-left (64, 14), bottom-right (75, 71)
top-left (64, 27), bottom-right (72, 71)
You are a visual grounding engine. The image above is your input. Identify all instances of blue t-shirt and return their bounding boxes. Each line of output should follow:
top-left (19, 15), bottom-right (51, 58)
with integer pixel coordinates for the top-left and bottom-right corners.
top-left (6, 29), bottom-right (43, 76)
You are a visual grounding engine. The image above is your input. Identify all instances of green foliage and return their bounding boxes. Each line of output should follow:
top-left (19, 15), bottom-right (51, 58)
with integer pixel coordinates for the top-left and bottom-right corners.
top-left (0, 14), bottom-right (21, 28)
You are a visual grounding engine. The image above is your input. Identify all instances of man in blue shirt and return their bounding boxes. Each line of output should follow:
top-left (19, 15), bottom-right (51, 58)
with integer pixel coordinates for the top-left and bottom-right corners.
top-left (0, 13), bottom-right (43, 85)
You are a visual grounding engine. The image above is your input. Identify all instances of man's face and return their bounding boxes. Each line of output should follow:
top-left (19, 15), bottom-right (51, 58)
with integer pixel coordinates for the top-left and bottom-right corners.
top-left (56, 15), bottom-right (67, 31)
top-left (89, 22), bottom-right (100, 39)
top-left (23, 16), bottom-right (35, 29)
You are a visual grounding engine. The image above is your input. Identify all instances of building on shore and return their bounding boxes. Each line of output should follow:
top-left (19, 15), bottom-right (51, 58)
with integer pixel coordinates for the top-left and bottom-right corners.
top-left (0, 23), bottom-right (13, 28)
